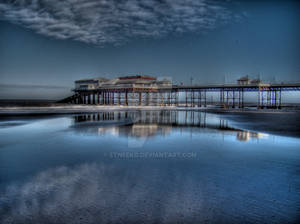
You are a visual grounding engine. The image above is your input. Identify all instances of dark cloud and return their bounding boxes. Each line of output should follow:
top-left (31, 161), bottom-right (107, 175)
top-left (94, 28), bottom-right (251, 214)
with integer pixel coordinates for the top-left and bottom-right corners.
top-left (0, 0), bottom-right (235, 45)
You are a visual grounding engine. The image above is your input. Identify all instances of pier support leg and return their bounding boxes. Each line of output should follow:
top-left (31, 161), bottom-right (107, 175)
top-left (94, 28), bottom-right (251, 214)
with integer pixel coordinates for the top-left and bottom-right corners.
top-left (242, 89), bottom-right (244, 108)
top-left (125, 91), bottom-right (128, 106)
top-left (204, 90), bottom-right (207, 107)
top-left (107, 92), bottom-right (110, 105)
top-left (198, 91), bottom-right (202, 107)
top-left (139, 92), bottom-right (142, 106)
top-left (226, 90), bottom-right (229, 108)
top-left (257, 88), bottom-right (261, 109)
top-left (274, 90), bottom-right (277, 108)
top-left (93, 93), bottom-right (96, 104)
top-left (238, 90), bottom-right (241, 108)
top-left (185, 90), bottom-right (188, 107)
top-left (132, 92), bottom-right (135, 106)
top-left (192, 90), bottom-right (195, 107)
top-left (88, 94), bottom-right (91, 104)
top-left (161, 92), bottom-right (164, 106)
top-left (146, 92), bottom-right (149, 106)
top-left (232, 90), bottom-right (235, 108)
top-left (279, 88), bottom-right (282, 109)
top-left (221, 90), bottom-right (223, 107)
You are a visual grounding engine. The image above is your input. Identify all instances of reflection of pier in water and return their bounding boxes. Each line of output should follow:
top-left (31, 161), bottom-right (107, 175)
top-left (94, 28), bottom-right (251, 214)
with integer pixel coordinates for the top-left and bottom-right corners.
top-left (72, 111), bottom-right (268, 141)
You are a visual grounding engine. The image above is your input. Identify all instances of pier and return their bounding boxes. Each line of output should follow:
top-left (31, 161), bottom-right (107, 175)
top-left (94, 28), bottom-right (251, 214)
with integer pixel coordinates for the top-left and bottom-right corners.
top-left (59, 75), bottom-right (300, 109)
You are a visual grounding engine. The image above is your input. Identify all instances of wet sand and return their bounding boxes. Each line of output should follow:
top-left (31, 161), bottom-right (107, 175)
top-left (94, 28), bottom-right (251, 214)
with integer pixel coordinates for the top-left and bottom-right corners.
top-left (214, 111), bottom-right (300, 138)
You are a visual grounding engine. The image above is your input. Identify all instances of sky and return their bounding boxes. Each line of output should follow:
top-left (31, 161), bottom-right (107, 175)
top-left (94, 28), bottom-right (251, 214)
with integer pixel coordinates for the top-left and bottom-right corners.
top-left (0, 0), bottom-right (299, 100)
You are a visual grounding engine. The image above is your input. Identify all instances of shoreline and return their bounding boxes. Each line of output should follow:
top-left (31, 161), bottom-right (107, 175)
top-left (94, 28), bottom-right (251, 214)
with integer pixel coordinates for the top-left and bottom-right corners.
top-left (1, 105), bottom-right (299, 139)
top-left (0, 104), bottom-right (298, 115)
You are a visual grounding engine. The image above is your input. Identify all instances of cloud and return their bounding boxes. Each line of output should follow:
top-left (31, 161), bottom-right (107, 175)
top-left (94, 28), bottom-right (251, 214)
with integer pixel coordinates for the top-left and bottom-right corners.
top-left (0, 163), bottom-right (206, 223)
top-left (0, 0), bottom-right (235, 46)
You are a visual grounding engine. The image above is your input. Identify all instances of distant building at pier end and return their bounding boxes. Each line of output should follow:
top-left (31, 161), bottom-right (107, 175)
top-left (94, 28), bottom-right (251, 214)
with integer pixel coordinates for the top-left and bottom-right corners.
top-left (237, 75), bottom-right (262, 85)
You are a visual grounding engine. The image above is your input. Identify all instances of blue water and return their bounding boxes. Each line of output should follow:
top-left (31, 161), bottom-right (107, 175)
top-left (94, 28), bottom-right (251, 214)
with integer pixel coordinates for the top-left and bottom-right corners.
top-left (0, 111), bottom-right (299, 224)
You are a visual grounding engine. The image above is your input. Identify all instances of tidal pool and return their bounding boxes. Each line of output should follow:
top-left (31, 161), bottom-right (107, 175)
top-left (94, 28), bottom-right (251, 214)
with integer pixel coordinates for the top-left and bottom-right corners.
top-left (0, 110), bottom-right (299, 224)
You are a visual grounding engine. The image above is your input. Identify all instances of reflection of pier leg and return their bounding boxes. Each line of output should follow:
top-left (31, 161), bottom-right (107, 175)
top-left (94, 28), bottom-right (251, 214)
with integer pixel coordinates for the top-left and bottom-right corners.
top-left (203, 113), bottom-right (206, 127)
